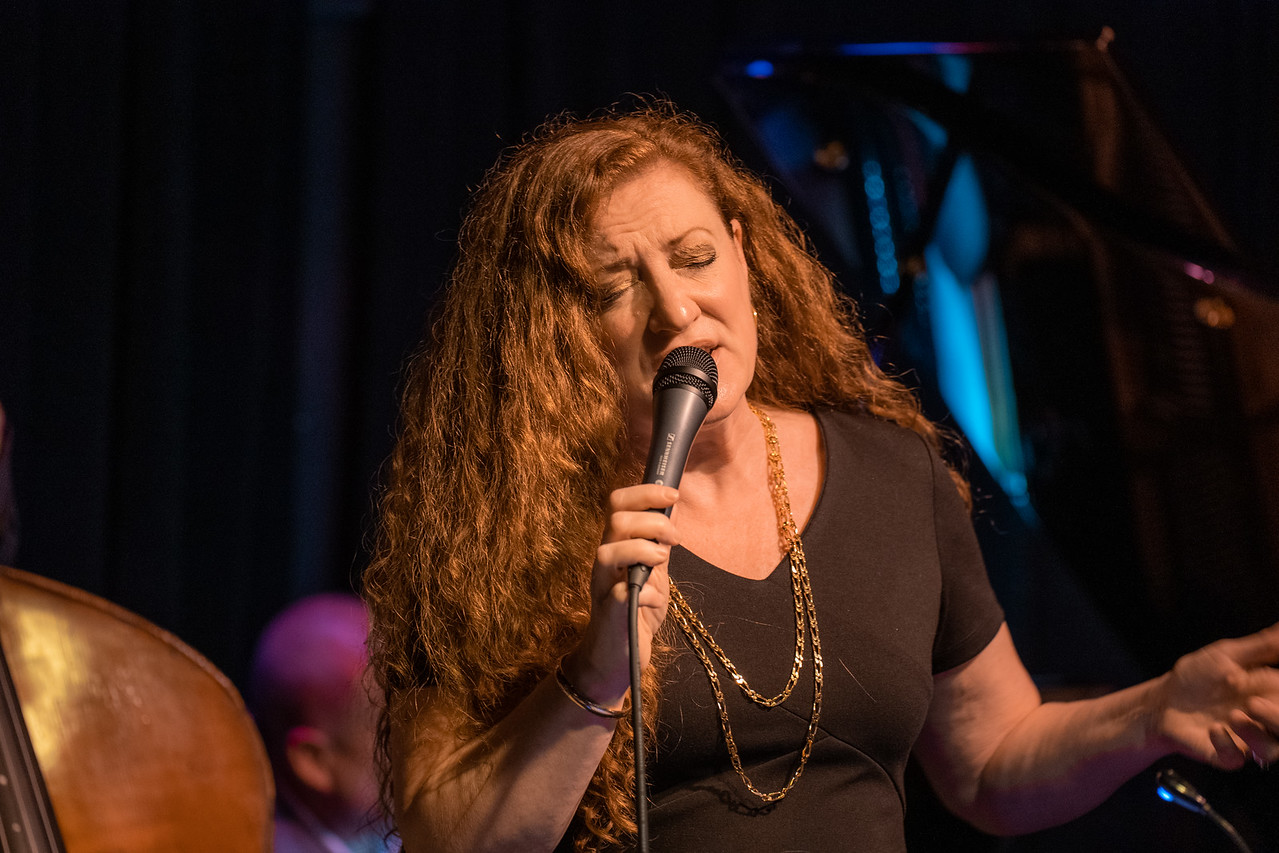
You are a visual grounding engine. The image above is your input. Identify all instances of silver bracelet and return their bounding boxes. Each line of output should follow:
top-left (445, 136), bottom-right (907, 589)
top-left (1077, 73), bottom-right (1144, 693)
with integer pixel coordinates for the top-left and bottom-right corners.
top-left (555, 661), bottom-right (627, 719)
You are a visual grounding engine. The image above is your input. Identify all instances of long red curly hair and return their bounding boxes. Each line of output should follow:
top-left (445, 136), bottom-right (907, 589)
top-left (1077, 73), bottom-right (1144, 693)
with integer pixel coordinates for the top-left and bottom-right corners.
top-left (362, 101), bottom-right (965, 851)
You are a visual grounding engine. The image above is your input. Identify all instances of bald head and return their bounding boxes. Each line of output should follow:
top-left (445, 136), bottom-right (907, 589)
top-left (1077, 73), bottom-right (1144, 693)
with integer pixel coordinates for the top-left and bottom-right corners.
top-left (249, 593), bottom-right (389, 842)
top-left (248, 593), bottom-right (373, 758)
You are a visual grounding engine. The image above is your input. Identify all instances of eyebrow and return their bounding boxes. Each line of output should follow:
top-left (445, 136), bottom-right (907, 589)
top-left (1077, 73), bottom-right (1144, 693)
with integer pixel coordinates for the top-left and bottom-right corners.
top-left (592, 226), bottom-right (719, 272)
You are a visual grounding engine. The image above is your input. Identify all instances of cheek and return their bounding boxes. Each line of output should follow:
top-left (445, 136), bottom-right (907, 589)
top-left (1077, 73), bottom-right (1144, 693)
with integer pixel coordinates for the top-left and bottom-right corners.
top-left (597, 319), bottom-right (626, 361)
top-left (600, 314), bottom-right (645, 369)
top-left (719, 315), bottom-right (759, 397)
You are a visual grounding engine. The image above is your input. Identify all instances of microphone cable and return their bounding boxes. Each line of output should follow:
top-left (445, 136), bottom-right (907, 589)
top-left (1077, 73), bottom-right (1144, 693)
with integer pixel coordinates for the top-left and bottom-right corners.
top-left (628, 578), bottom-right (650, 852)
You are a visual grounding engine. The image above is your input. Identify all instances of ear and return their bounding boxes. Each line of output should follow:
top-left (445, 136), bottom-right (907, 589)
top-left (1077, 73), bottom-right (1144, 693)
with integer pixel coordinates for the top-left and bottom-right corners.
top-left (730, 219), bottom-right (747, 264)
top-left (283, 725), bottom-right (336, 795)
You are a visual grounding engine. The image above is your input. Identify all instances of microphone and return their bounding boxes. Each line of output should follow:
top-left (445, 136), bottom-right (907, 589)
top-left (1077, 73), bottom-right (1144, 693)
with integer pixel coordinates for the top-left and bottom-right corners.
top-left (628, 345), bottom-right (718, 589)
top-left (627, 345), bottom-right (718, 853)
top-left (1155, 768), bottom-right (1255, 853)
top-left (1155, 768), bottom-right (1210, 815)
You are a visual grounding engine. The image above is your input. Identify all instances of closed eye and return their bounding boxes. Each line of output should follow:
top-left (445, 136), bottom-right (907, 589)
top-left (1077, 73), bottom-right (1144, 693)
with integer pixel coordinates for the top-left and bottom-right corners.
top-left (598, 275), bottom-right (638, 309)
top-left (675, 249), bottom-right (716, 270)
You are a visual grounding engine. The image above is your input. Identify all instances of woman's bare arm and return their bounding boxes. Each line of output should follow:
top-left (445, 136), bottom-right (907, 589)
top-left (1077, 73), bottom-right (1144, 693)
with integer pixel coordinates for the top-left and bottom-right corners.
top-left (391, 678), bottom-right (620, 852)
top-left (914, 623), bottom-right (1279, 835)
top-left (389, 483), bottom-right (679, 852)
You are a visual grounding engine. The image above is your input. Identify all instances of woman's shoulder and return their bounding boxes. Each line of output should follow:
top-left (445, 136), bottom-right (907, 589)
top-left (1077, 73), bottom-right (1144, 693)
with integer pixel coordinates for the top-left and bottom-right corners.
top-left (814, 405), bottom-right (953, 494)
top-left (815, 405), bottom-right (935, 458)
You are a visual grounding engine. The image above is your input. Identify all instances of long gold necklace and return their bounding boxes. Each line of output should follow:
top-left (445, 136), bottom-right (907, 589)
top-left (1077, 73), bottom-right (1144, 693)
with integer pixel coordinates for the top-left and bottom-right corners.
top-left (667, 403), bottom-right (823, 803)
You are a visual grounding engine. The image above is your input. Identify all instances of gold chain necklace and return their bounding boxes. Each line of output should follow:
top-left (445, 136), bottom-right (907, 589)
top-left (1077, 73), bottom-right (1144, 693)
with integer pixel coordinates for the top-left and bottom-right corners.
top-left (667, 403), bottom-right (823, 803)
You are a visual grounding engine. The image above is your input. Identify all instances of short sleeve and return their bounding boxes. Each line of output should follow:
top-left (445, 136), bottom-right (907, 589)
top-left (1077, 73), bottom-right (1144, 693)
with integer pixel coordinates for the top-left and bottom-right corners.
top-left (928, 450), bottom-right (1005, 673)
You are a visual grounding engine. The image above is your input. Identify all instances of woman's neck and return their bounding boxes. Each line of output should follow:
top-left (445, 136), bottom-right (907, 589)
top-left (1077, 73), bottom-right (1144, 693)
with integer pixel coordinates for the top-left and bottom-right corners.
top-left (657, 402), bottom-right (824, 579)
top-left (626, 397), bottom-right (763, 488)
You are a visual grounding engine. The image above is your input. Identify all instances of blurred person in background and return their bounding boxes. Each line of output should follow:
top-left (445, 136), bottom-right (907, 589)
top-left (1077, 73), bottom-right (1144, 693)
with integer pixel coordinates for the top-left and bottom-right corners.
top-left (248, 592), bottom-right (397, 853)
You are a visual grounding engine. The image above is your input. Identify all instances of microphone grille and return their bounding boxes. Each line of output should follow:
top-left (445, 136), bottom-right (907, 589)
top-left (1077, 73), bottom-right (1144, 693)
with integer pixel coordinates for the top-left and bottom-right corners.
top-left (653, 346), bottom-right (719, 410)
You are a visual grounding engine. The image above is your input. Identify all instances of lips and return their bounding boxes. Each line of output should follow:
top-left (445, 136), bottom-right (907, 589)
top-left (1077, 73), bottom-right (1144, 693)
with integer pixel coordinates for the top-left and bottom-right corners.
top-left (658, 343), bottom-right (716, 365)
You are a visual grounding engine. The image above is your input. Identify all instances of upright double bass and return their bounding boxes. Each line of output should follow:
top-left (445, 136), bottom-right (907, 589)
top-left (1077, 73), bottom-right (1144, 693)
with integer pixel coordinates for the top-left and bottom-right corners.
top-left (0, 564), bottom-right (273, 852)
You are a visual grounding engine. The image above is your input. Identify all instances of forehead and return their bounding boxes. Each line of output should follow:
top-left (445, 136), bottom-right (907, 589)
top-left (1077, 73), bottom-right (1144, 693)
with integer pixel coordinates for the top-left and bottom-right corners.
top-left (589, 162), bottom-right (723, 250)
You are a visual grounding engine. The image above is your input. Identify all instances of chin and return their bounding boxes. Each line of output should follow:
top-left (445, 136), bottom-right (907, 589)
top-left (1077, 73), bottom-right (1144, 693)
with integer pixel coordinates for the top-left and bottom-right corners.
top-left (705, 387), bottom-right (745, 423)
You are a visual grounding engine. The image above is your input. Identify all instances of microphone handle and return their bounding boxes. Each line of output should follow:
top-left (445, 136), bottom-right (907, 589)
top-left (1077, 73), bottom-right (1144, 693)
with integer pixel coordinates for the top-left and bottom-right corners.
top-left (641, 384), bottom-right (711, 496)
top-left (629, 386), bottom-right (709, 589)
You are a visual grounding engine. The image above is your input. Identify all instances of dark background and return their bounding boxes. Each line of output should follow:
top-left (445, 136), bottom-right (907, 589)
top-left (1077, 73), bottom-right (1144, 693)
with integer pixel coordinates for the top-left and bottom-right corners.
top-left (2, 1), bottom-right (1277, 849)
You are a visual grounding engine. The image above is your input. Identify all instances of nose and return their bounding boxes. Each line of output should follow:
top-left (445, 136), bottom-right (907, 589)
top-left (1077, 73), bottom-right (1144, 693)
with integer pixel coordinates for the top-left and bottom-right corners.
top-left (645, 270), bottom-right (700, 335)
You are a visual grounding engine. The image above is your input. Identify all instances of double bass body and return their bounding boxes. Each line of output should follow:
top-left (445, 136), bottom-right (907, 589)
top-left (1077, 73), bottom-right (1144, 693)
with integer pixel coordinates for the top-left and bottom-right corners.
top-left (0, 565), bottom-right (273, 852)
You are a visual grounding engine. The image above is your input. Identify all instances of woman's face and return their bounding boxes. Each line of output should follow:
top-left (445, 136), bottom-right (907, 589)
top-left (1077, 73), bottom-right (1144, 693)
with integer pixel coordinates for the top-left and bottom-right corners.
top-left (589, 160), bottom-right (757, 440)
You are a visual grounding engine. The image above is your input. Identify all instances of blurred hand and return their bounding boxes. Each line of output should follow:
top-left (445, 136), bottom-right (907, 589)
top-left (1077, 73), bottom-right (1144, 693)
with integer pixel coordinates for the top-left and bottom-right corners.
top-left (1154, 622), bottom-right (1279, 769)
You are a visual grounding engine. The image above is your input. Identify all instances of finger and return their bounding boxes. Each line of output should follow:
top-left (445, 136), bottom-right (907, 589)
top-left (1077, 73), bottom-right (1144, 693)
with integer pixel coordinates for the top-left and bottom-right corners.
top-left (1217, 622), bottom-right (1279, 669)
top-left (1228, 710), bottom-right (1279, 767)
top-left (601, 559), bottom-right (670, 602)
top-left (631, 563), bottom-right (669, 600)
top-left (642, 561), bottom-right (669, 594)
top-left (604, 573), bottom-right (670, 603)
top-left (595, 540), bottom-right (671, 575)
top-left (1208, 723), bottom-right (1249, 771)
top-left (603, 509), bottom-right (680, 546)
top-left (608, 484), bottom-right (679, 514)
top-left (1244, 696), bottom-right (1279, 731)
top-left (1239, 696), bottom-right (1279, 766)
top-left (1239, 667), bottom-right (1279, 699)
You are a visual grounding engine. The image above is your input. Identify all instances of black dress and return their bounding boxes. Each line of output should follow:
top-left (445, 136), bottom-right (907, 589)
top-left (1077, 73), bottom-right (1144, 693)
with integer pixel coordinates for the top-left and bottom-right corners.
top-left (644, 408), bottom-right (1005, 852)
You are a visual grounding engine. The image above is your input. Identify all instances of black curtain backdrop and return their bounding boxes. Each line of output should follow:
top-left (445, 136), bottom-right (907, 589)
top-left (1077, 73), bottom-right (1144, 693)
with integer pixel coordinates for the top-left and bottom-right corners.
top-left (2, 1), bottom-right (1278, 847)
